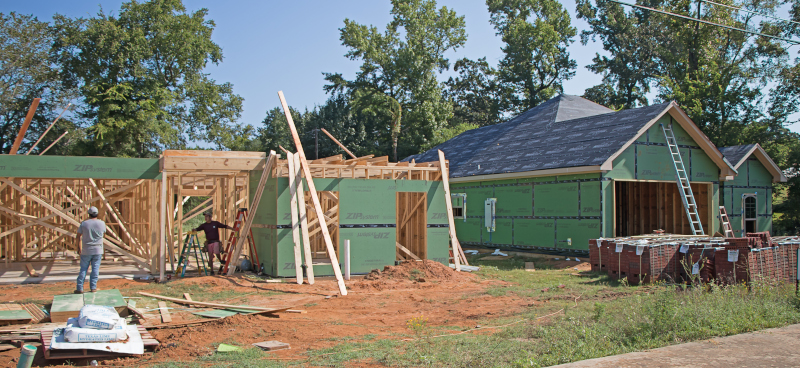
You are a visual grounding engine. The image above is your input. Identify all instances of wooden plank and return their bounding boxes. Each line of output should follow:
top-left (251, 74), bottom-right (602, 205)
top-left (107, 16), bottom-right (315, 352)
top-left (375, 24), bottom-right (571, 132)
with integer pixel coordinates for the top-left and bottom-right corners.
top-left (24, 263), bottom-right (38, 277)
top-left (293, 153), bottom-right (315, 285)
top-left (396, 242), bottom-right (421, 261)
top-left (286, 153), bottom-right (304, 284)
top-left (26, 103), bottom-right (71, 155)
top-left (158, 301), bottom-right (172, 323)
top-left (139, 292), bottom-right (291, 313)
top-left (9, 98), bottom-right (40, 155)
top-left (226, 152), bottom-right (275, 275)
top-left (279, 91), bottom-right (346, 295)
top-left (320, 128), bottom-right (357, 159)
top-left (437, 150), bottom-right (465, 269)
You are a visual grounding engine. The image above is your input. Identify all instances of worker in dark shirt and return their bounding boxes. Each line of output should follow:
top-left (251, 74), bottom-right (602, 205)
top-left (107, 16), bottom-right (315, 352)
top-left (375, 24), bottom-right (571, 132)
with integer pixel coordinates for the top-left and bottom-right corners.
top-left (194, 210), bottom-right (231, 275)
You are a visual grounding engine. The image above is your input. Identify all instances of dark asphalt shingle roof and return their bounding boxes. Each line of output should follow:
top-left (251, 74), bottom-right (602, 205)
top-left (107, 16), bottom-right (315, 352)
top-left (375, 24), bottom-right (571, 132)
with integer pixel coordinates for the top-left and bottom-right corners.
top-left (405, 94), bottom-right (671, 179)
top-left (718, 144), bottom-right (756, 168)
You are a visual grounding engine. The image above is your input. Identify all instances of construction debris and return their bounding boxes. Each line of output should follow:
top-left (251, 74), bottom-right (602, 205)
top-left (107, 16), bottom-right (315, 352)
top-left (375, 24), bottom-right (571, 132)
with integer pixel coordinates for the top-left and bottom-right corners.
top-left (252, 340), bottom-right (290, 351)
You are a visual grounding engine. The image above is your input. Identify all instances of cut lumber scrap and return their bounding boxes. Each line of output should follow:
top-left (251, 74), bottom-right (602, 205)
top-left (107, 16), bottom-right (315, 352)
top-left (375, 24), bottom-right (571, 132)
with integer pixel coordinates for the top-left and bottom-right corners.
top-left (24, 263), bottom-right (38, 277)
top-left (144, 318), bottom-right (223, 329)
top-left (437, 150), bottom-right (465, 270)
top-left (279, 91), bottom-right (346, 296)
top-left (0, 334), bottom-right (40, 341)
top-left (183, 293), bottom-right (193, 304)
top-left (286, 152), bottom-right (304, 284)
top-left (252, 340), bottom-right (290, 351)
top-left (320, 128), bottom-right (356, 159)
top-left (226, 151), bottom-right (276, 275)
top-left (158, 301), bottom-right (172, 323)
top-left (22, 304), bottom-right (48, 324)
top-left (138, 292), bottom-right (291, 313)
top-left (396, 242), bottom-right (422, 261)
top-left (293, 153), bottom-right (315, 285)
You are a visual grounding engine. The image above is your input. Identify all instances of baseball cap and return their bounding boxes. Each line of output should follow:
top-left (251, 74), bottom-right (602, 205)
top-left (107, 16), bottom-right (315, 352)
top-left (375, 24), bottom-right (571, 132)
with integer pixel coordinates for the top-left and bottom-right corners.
top-left (203, 210), bottom-right (212, 216)
top-left (88, 206), bottom-right (99, 216)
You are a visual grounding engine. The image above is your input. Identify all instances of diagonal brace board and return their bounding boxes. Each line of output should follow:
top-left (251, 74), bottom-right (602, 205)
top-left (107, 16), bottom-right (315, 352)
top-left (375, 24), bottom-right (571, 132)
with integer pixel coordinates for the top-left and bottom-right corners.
top-left (226, 151), bottom-right (276, 275)
top-left (293, 153), bottom-right (315, 284)
top-left (279, 91), bottom-right (347, 296)
top-left (437, 150), bottom-right (467, 269)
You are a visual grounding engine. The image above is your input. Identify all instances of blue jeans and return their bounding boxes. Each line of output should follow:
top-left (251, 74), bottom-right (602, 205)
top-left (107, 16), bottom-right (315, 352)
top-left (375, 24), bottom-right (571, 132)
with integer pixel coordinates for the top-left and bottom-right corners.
top-left (76, 254), bottom-right (102, 291)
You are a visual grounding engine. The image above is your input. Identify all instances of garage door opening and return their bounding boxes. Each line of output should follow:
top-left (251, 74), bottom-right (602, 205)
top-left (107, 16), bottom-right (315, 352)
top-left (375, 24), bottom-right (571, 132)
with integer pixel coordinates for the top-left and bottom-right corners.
top-left (614, 181), bottom-right (710, 237)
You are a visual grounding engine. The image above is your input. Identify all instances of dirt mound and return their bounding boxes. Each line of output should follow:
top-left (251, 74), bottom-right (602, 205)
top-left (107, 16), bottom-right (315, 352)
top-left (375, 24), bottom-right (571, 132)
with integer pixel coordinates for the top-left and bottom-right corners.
top-left (354, 260), bottom-right (472, 290)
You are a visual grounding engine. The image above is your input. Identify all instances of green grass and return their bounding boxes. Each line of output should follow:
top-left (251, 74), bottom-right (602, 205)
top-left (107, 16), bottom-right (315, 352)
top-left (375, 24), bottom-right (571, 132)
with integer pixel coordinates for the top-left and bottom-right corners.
top-left (299, 256), bottom-right (800, 368)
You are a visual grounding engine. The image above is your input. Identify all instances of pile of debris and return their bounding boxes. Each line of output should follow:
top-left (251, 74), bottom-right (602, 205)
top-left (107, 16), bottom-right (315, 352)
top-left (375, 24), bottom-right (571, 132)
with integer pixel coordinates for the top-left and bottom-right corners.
top-left (356, 260), bottom-right (472, 290)
top-left (590, 232), bottom-right (800, 285)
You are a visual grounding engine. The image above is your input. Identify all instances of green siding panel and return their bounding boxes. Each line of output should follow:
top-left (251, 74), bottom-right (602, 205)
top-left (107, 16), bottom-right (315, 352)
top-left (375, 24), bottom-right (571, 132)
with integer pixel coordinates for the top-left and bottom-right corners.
top-left (605, 147), bottom-right (636, 180)
top-left (455, 218), bottom-right (482, 243)
top-left (514, 219), bottom-right (555, 247)
top-left (637, 145), bottom-right (688, 181)
top-left (426, 227), bottom-right (451, 265)
top-left (518, 176), bottom-right (556, 183)
top-left (0, 155), bottom-right (161, 179)
top-left (557, 219), bottom-right (601, 251)
top-left (339, 228), bottom-right (396, 274)
top-left (464, 187), bottom-right (493, 217)
top-left (535, 183), bottom-right (578, 217)
top-left (426, 182), bottom-right (448, 225)
top-left (601, 181), bottom-right (614, 237)
top-left (748, 160), bottom-right (773, 187)
top-left (691, 148), bottom-right (719, 181)
top-left (495, 186), bottom-right (532, 216)
top-left (339, 180), bottom-right (397, 224)
top-left (580, 182), bottom-right (602, 216)
top-left (489, 219), bottom-right (513, 245)
top-left (558, 173), bottom-right (601, 181)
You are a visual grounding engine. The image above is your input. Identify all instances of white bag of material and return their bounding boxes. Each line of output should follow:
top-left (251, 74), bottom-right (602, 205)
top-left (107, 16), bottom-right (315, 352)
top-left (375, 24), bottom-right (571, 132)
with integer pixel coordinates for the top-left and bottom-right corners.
top-left (78, 304), bottom-right (121, 330)
top-left (64, 318), bottom-right (128, 343)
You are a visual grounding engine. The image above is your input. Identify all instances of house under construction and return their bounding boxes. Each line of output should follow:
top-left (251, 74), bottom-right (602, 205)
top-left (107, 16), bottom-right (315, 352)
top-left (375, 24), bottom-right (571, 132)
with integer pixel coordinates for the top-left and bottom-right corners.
top-left (406, 95), bottom-right (787, 252)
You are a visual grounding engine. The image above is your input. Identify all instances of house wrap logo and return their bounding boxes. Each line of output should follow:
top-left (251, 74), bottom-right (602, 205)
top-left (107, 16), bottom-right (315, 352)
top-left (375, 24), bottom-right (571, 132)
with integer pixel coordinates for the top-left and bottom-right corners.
top-left (345, 213), bottom-right (379, 220)
top-left (74, 165), bottom-right (112, 173)
top-left (357, 231), bottom-right (390, 239)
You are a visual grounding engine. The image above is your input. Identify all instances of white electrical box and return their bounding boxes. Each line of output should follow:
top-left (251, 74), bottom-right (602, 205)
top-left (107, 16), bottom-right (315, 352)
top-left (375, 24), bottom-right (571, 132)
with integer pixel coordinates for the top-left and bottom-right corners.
top-left (451, 193), bottom-right (467, 221)
top-left (484, 198), bottom-right (496, 232)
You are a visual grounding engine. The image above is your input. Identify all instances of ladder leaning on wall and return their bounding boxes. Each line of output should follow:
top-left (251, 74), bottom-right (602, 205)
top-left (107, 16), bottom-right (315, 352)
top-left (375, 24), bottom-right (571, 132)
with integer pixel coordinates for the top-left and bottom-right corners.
top-left (719, 206), bottom-right (735, 237)
top-left (661, 123), bottom-right (705, 236)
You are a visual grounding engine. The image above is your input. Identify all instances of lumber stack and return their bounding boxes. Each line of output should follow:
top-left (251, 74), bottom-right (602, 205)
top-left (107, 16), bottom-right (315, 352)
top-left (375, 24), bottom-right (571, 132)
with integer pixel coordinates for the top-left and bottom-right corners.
top-left (589, 233), bottom-right (800, 285)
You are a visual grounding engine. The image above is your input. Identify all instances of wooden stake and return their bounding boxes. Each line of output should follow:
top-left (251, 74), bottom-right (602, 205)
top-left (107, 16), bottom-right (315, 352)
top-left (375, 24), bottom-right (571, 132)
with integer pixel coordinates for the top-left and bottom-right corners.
top-left (26, 103), bottom-right (70, 155)
top-left (9, 98), bottom-right (40, 155)
top-left (437, 150), bottom-right (466, 270)
top-left (287, 152), bottom-right (304, 284)
top-left (139, 292), bottom-right (290, 312)
top-left (320, 128), bottom-right (357, 159)
top-left (278, 91), bottom-right (346, 295)
top-left (293, 153), bottom-right (315, 284)
top-left (226, 152), bottom-right (275, 275)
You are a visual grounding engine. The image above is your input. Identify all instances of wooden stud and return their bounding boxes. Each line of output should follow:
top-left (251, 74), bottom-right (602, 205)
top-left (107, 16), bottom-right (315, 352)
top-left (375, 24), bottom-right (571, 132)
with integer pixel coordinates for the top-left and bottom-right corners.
top-left (9, 98), bottom-right (40, 155)
top-left (158, 301), bottom-right (172, 323)
top-left (320, 128), bottom-right (357, 159)
top-left (293, 153), bottom-right (315, 284)
top-left (279, 91), bottom-right (346, 295)
top-left (437, 150), bottom-right (465, 269)
top-left (287, 153), bottom-right (304, 284)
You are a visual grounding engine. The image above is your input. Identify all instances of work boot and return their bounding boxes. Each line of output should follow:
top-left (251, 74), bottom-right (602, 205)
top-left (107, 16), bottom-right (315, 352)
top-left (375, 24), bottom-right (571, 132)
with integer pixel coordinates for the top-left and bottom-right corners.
top-left (74, 289), bottom-right (83, 294)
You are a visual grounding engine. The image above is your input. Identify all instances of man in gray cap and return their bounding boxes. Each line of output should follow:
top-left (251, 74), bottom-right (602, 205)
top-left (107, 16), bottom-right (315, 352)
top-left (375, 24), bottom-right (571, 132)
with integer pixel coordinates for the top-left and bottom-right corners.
top-left (75, 206), bottom-right (106, 293)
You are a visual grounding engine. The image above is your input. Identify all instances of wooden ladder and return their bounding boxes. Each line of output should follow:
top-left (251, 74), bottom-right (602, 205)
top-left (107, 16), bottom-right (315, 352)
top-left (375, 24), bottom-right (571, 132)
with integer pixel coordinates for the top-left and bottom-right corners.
top-left (719, 206), bottom-right (734, 238)
top-left (661, 123), bottom-right (705, 236)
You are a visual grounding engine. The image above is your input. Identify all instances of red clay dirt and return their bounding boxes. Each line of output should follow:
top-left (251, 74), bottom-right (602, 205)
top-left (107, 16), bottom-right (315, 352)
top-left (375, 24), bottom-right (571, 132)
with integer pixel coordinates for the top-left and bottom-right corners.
top-left (0, 260), bottom-right (542, 367)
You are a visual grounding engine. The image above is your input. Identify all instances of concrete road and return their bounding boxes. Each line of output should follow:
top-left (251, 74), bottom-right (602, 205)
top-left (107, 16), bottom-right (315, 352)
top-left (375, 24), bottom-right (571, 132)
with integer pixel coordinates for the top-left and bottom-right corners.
top-left (552, 324), bottom-right (800, 367)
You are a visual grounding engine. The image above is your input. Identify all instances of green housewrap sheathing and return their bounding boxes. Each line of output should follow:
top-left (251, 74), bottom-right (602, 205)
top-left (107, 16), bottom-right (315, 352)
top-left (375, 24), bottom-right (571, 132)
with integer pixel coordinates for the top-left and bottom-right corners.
top-left (720, 157), bottom-right (774, 236)
top-left (0, 154), bottom-right (161, 179)
top-left (452, 173), bottom-right (603, 252)
top-left (248, 171), bottom-right (450, 278)
top-left (450, 115), bottom-right (727, 252)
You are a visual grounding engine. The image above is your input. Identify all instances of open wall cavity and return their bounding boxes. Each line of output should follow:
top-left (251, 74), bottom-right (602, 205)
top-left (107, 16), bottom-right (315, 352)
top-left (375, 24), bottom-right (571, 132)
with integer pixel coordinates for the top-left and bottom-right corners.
top-left (614, 181), bottom-right (710, 237)
top-left (396, 192), bottom-right (427, 260)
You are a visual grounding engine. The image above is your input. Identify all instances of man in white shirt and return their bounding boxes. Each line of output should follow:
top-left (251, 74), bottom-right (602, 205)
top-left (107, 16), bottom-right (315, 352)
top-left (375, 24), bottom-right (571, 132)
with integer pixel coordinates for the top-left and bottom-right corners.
top-left (75, 206), bottom-right (106, 294)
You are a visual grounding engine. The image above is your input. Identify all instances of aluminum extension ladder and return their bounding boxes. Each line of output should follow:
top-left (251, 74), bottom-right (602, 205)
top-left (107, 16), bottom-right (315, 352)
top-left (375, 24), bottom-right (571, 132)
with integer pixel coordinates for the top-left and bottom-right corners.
top-left (661, 123), bottom-right (705, 235)
top-left (719, 206), bottom-right (734, 237)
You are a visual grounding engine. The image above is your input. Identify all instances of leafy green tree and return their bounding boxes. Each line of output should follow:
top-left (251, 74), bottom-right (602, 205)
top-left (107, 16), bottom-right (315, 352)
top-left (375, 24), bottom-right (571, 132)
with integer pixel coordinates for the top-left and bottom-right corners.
top-left (444, 57), bottom-right (511, 126)
top-left (487, 0), bottom-right (577, 112)
top-left (51, 0), bottom-right (246, 158)
top-left (0, 12), bottom-right (77, 154)
top-left (324, 0), bottom-right (467, 161)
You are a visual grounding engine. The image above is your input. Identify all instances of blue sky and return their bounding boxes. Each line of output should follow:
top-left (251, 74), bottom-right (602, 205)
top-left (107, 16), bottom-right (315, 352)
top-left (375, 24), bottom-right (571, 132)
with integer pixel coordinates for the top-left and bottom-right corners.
top-left (4, 0), bottom-right (799, 133)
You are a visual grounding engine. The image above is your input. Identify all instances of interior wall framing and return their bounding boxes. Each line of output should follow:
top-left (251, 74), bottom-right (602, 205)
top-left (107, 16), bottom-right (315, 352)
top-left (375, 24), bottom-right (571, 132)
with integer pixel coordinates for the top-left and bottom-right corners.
top-left (612, 180), bottom-right (712, 237)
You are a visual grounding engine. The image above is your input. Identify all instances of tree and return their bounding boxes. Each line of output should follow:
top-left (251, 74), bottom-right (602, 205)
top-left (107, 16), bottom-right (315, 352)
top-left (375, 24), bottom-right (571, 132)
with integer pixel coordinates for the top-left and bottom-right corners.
top-left (0, 12), bottom-right (77, 154)
top-left (444, 57), bottom-right (511, 126)
top-left (51, 0), bottom-right (246, 158)
top-left (325, 0), bottom-right (467, 161)
top-left (487, 0), bottom-right (577, 112)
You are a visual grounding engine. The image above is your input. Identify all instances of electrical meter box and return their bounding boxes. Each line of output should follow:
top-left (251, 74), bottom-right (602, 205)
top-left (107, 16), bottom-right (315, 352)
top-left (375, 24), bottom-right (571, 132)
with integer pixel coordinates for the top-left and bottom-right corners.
top-left (484, 198), bottom-right (496, 232)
